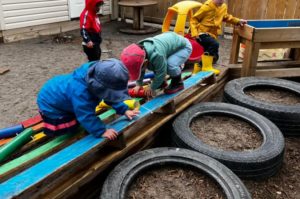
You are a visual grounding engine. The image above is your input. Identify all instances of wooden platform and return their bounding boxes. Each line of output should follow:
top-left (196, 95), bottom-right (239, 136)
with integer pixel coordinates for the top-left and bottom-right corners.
top-left (230, 19), bottom-right (300, 77)
top-left (0, 70), bottom-right (231, 199)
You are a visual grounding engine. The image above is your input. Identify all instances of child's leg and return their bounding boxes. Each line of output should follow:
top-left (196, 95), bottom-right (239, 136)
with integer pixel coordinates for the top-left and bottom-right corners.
top-left (166, 38), bottom-right (192, 76)
top-left (164, 38), bottom-right (192, 94)
top-left (83, 45), bottom-right (101, 62)
top-left (40, 112), bottom-right (79, 136)
top-left (197, 34), bottom-right (219, 62)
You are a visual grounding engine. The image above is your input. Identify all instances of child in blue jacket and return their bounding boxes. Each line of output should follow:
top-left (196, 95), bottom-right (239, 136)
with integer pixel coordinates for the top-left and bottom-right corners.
top-left (37, 59), bottom-right (139, 140)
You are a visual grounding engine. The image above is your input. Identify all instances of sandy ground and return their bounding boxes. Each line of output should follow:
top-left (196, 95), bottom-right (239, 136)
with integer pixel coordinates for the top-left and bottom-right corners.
top-left (1, 20), bottom-right (300, 199)
top-left (0, 20), bottom-right (231, 129)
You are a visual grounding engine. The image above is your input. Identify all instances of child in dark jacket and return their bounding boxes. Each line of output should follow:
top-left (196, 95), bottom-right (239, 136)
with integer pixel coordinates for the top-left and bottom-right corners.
top-left (80, 0), bottom-right (104, 62)
top-left (37, 59), bottom-right (139, 140)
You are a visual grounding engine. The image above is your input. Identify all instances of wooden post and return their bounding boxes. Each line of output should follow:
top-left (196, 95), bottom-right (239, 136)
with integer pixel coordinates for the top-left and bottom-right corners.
top-left (229, 28), bottom-right (241, 64)
top-left (111, 0), bottom-right (119, 20)
top-left (133, 7), bottom-right (139, 29)
top-left (139, 7), bottom-right (144, 29)
top-left (241, 40), bottom-right (260, 77)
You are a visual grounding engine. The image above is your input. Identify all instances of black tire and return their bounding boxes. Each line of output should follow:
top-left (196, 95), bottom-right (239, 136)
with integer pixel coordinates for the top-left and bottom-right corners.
top-left (172, 102), bottom-right (285, 179)
top-left (100, 148), bottom-right (251, 199)
top-left (223, 77), bottom-right (300, 136)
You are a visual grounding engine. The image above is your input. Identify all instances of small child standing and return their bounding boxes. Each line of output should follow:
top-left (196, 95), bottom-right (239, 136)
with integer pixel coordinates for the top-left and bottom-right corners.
top-left (80, 0), bottom-right (104, 62)
top-left (37, 59), bottom-right (139, 140)
top-left (120, 32), bottom-right (192, 97)
top-left (191, 0), bottom-right (247, 74)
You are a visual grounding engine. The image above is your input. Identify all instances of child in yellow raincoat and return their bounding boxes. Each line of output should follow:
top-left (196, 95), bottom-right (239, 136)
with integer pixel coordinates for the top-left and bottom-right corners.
top-left (191, 0), bottom-right (247, 74)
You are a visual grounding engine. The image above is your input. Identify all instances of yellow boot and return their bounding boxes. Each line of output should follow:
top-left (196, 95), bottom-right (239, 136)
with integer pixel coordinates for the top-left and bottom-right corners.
top-left (192, 63), bottom-right (201, 74)
top-left (201, 54), bottom-right (220, 75)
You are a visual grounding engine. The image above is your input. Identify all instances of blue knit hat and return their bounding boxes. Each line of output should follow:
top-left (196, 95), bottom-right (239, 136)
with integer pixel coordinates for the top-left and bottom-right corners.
top-left (85, 59), bottom-right (131, 103)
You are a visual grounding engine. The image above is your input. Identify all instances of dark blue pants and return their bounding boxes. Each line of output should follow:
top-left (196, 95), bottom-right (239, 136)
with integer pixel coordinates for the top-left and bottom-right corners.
top-left (196, 34), bottom-right (219, 62)
top-left (83, 44), bottom-right (101, 62)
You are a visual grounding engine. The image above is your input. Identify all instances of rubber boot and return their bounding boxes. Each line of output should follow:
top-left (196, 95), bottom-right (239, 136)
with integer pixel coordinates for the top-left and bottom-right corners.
top-left (192, 63), bottom-right (201, 74)
top-left (201, 53), bottom-right (220, 75)
top-left (158, 80), bottom-right (168, 90)
top-left (164, 75), bottom-right (184, 94)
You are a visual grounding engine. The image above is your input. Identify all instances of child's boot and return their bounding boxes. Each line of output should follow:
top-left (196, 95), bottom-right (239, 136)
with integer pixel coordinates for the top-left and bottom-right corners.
top-left (164, 75), bottom-right (184, 94)
top-left (201, 53), bottom-right (220, 75)
top-left (158, 80), bottom-right (168, 89)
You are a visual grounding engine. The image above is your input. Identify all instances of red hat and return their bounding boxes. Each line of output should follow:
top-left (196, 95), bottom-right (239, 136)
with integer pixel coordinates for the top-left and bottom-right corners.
top-left (120, 44), bottom-right (146, 81)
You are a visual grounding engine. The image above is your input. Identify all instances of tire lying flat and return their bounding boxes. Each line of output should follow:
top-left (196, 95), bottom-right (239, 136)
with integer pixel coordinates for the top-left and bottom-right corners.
top-left (224, 77), bottom-right (300, 136)
top-left (172, 102), bottom-right (285, 179)
top-left (100, 148), bottom-right (251, 199)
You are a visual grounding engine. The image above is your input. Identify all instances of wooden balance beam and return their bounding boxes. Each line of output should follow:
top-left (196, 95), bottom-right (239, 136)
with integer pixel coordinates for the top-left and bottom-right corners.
top-left (0, 71), bottom-right (215, 199)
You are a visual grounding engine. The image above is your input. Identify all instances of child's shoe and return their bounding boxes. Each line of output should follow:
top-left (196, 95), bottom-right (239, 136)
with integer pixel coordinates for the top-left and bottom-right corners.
top-left (158, 80), bottom-right (168, 89)
top-left (164, 75), bottom-right (184, 94)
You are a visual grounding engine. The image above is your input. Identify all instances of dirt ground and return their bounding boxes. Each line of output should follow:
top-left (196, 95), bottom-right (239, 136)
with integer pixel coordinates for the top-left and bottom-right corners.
top-left (191, 115), bottom-right (262, 151)
top-left (127, 166), bottom-right (225, 199)
top-left (1, 20), bottom-right (299, 199)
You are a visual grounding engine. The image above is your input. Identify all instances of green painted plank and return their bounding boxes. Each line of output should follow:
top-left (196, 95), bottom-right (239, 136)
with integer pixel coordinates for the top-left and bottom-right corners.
top-left (0, 133), bottom-right (76, 175)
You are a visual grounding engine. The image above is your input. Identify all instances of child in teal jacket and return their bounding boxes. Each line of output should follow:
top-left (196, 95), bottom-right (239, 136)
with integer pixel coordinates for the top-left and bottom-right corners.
top-left (121, 32), bottom-right (192, 97)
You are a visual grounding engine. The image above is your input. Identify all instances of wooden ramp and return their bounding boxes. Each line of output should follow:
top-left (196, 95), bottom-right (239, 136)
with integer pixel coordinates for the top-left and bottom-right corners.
top-left (0, 71), bottom-right (226, 199)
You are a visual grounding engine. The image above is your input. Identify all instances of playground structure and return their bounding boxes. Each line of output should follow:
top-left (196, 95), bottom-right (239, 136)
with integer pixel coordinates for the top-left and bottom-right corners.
top-left (229, 19), bottom-right (300, 78)
top-left (0, 71), bottom-right (227, 198)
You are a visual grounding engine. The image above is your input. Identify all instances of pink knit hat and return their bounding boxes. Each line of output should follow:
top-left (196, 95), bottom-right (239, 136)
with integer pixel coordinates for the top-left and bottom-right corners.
top-left (120, 44), bottom-right (146, 81)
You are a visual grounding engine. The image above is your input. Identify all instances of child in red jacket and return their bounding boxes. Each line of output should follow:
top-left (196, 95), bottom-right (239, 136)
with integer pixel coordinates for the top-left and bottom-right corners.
top-left (80, 0), bottom-right (104, 61)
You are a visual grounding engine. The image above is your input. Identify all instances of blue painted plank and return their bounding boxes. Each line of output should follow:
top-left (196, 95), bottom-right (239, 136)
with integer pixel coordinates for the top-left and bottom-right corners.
top-left (0, 71), bottom-right (212, 198)
top-left (248, 19), bottom-right (300, 28)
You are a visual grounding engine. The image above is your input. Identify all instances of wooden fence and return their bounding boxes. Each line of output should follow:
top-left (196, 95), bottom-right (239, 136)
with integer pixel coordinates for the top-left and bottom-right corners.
top-left (227, 0), bottom-right (300, 19)
top-left (120, 0), bottom-right (300, 24)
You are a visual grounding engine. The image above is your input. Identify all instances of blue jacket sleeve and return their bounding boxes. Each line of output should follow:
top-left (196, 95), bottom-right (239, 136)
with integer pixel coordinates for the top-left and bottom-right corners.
top-left (80, 28), bottom-right (91, 43)
top-left (105, 101), bottom-right (129, 115)
top-left (71, 82), bottom-right (106, 137)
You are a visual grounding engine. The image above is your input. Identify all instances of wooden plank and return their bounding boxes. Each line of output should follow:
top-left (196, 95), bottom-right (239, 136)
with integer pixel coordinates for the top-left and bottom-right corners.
top-left (229, 64), bottom-right (300, 78)
top-left (275, 0), bottom-right (286, 19)
top-left (259, 0), bottom-right (269, 19)
top-left (229, 60), bottom-right (300, 69)
top-left (256, 68), bottom-right (300, 77)
top-left (284, 0), bottom-right (297, 19)
top-left (2, 1), bottom-right (67, 11)
top-left (235, 25), bottom-right (254, 41)
top-left (254, 28), bottom-right (300, 42)
top-left (229, 28), bottom-right (241, 64)
top-left (295, 0), bottom-right (300, 18)
top-left (3, 5), bottom-right (68, 17)
top-left (241, 40), bottom-right (260, 76)
top-left (0, 71), bottom-right (213, 199)
top-left (5, 16), bottom-right (69, 31)
top-left (5, 11), bottom-right (68, 24)
top-left (0, 67), bottom-right (10, 75)
top-left (265, 0), bottom-right (277, 19)
top-left (260, 41), bottom-right (300, 49)
top-left (230, 67), bottom-right (300, 78)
